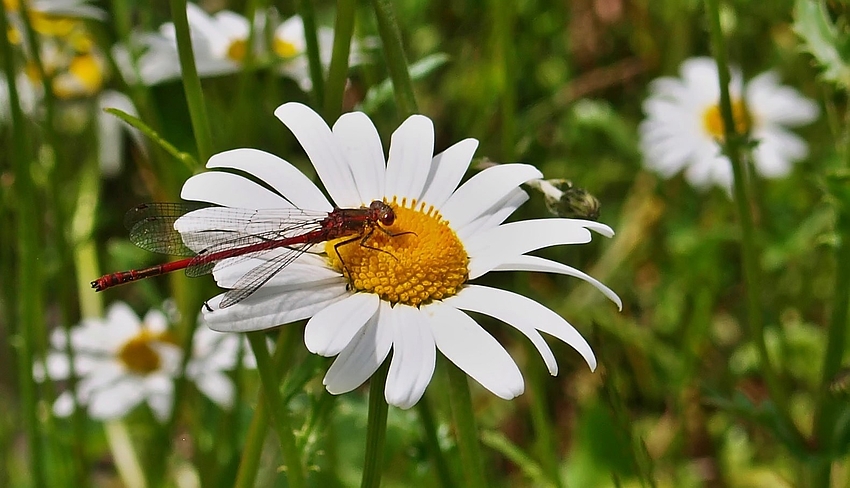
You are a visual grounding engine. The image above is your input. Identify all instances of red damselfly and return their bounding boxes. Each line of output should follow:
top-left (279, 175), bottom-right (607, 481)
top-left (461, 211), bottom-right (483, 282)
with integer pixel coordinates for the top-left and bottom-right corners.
top-left (92, 200), bottom-right (398, 308)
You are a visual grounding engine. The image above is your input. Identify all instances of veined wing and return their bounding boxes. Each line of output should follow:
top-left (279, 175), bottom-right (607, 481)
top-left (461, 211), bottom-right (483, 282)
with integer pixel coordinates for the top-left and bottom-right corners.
top-left (218, 240), bottom-right (319, 308)
top-left (126, 202), bottom-right (329, 256)
top-left (184, 223), bottom-right (325, 278)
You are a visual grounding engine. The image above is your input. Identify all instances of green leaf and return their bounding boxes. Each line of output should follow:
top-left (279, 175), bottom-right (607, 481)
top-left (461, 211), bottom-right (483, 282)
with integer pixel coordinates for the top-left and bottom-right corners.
top-left (793, 0), bottom-right (850, 88)
top-left (102, 108), bottom-right (197, 171)
top-left (359, 53), bottom-right (451, 113)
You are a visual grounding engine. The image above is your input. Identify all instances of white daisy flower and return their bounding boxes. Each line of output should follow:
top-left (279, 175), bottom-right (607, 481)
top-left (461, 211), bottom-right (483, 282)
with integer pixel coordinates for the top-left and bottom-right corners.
top-left (185, 324), bottom-right (259, 409)
top-left (35, 302), bottom-right (182, 421)
top-left (36, 303), bottom-right (257, 418)
top-left (639, 57), bottom-right (819, 191)
top-left (4, 0), bottom-right (105, 20)
top-left (114, 4), bottom-right (366, 91)
top-left (2, 24), bottom-right (143, 176)
top-left (176, 103), bottom-right (620, 409)
top-left (271, 14), bottom-right (358, 91)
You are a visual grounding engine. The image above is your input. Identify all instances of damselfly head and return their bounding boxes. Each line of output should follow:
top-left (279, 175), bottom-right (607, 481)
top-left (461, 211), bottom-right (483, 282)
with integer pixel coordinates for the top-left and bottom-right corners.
top-left (370, 200), bottom-right (395, 226)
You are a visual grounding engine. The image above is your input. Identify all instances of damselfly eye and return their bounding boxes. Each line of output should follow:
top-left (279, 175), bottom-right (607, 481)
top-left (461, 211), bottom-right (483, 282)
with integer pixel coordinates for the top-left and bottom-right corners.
top-left (380, 209), bottom-right (395, 226)
top-left (370, 201), bottom-right (395, 226)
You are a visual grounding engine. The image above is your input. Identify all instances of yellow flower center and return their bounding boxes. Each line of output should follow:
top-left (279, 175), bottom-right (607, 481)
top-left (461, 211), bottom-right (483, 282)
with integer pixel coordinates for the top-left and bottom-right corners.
top-left (326, 199), bottom-right (469, 307)
top-left (55, 53), bottom-right (104, 98)
top-left (227, 39), bottom-right (247, 62)
top-left (31, 14), bottom-right (78, 37)
top-left (117, 329), bottom-right (176, 375)
top-left (273, 38), bottom-right (299, 59)
top-left (702, 99), bottom-right (751, 139)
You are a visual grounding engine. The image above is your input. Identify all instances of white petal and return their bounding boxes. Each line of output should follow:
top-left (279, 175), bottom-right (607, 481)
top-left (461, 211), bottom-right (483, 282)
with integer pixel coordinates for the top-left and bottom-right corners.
top-left (323, 301), bottom-right (394, 394)
top-left (146, 392), bottom-right (173, 422)
top-left (42, 352), bottom-right (71, 380)
top-left (274, 102), bottom-right (360, 207)
top-left (203, 281), bottom-right (350, 332)
top-left (88, 379), bottom-right (145, 419)
top-left (78, 363), bottom-right (125, 395)
top-left (491, 255), bottom-right (622, 310)
top-left (424, 302), bottom-right (524, 400)
top-left (440, 163), bottom-right (542, 228)
top-left (456, 187), bottom-right (528, 241)
top-left (747, 71), bottom-right (819, 126)
top-left (466, 219), bottom-right (614, 278)
top-left (97, 90), bottom-right (141, 177)
top-left (304, 293), bottom-right (379, 356)
top-left (49, 327), bottom-right (69, 349)
top-left (384, 115), bottom-right (434, 200)
top-left (184, 4), bottom-right (229, 57)
top-left (419, 138), bottom-right (478, 209)
top-left (214, 10), bottom-right (250, 39)
top-left (212, 253), bottom-right (341, 289)
top-left (53, 391), bottom-right (77, 417)
top-left (332, 112), bottom-right (386, 203)
top-left (142, 309), bottom-right (169, 332)
top-left (384, 305), bottom-right (436, 409)
top-left (181, 171), bottom-right (291, 208)
top-left (449, 285), bottom-right (596, 371)
top-left (206, 148), bottom-right (331, 211)
top-left (274, 16), bottom-right (306, 50)
top-left (752, 127), bottom-right (808, 177)
top-left (105, 302), bottom-right (143, 343)
top-left (448, 286), bottom-right (559, 375)
top-left (195, 371), bottom-right (235, 408)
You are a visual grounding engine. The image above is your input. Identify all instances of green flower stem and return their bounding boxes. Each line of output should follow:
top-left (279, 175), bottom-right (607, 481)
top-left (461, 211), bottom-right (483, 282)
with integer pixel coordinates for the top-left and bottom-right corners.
top-left (447, 363), bottom-right (487, 488)
top-left (370, 0), bottom-right (418, 117)
top-left (247, 332), bottom-right (306, 488)
top-left (704, 0), bottom-right (805, 449)
top-left (148, 279), bottom-right (202, 488)
top-left (105, 421), bottom-right (147, 488)
top-left (416, 399), bottom-right (456, 488)
top-left (0, 6), bottom-right (46, 487)
top-left (65, 156), bottom-right (105, 487)
top-left (235, 327), bottom-right (299, 488)
top-left (232, 0), bottom-right (264, 146)
top-left (490, 0), bottom-right (516, 159)
top-left (16, 3), bottom-right (89, 484)
top-left (169, 0), bottom-right (214, 162)
top-left (361, 361), bottom-right (390, 488)
top-left (525, 348), bottom-right (563, 488)
top-left (148, 4), bottom-right (216, 483)
top-left (296, 0), bottom-right (325, 106)
top-left (812, 109), bottom-right (850, 487)
top-left (234, 393), bottom-right (270, 488)
top-left (323, 0), bottom-right (358, 119)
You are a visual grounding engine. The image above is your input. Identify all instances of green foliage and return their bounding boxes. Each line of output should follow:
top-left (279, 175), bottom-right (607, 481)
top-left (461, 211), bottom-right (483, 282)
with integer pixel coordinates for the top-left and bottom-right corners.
top-left (793, 0), bottom-right (850, 88)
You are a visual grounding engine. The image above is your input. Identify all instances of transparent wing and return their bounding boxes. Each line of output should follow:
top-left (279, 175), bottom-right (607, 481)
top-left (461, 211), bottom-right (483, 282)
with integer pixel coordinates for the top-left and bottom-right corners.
top-left (125, 202), bottom-right (208, 256)
top-left (125, 202), bottom-right (329, 255)
top-left (219, 241), bottom-right (319, 308)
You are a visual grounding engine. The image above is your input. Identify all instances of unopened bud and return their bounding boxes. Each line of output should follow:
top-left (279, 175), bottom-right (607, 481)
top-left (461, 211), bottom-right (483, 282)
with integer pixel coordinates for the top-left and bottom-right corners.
top-left (526, 178), bottom-right (600, 220)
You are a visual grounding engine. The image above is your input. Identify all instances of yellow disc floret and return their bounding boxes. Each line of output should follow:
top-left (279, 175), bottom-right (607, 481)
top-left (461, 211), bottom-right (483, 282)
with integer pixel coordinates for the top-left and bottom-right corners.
top-left (227, 39), bottom-right (247, 62)
top-left (326, 199), bottom-right (469, 307)
top-left (702, 99), bottom-right (751, 140)
top-left (117, 329), bottom-right (176, 375)
top-left (273, 38), bottom-right (299, 59)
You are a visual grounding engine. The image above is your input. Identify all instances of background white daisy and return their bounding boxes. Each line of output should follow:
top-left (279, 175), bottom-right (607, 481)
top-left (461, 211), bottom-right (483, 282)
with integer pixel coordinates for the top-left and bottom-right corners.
top-left (185, 324), bottom-right (259, 409)
top-left (35, 302), bottom-right (181, 421)
top-left (639, 56), bottom-right (819, 191)
top-left (114, 3), bottom-right (367, 91)
top-left (178, 102), bottom-right (620, 409)
top-left (35, 302), bottom-right (256, 419)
